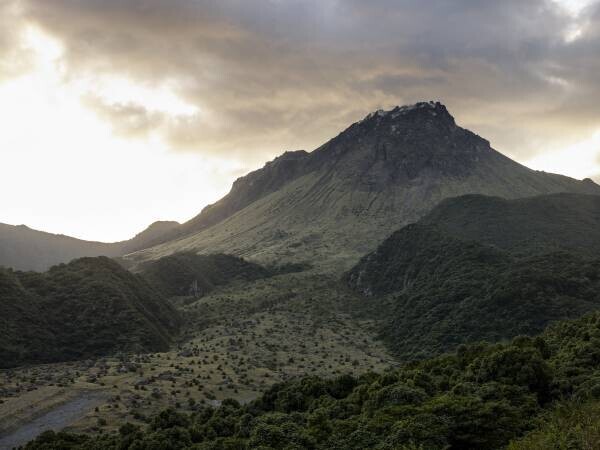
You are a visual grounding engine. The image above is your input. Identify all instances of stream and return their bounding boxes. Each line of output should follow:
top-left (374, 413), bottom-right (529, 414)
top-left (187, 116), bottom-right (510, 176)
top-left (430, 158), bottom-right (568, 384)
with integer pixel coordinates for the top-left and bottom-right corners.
top-left (0, 392), bottom-right (104, 450)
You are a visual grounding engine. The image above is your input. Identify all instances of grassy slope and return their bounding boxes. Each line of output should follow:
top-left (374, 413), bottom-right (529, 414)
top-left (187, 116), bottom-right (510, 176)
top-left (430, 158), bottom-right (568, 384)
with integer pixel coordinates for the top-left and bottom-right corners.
top-left (0, 271), bottom-right (395, 438)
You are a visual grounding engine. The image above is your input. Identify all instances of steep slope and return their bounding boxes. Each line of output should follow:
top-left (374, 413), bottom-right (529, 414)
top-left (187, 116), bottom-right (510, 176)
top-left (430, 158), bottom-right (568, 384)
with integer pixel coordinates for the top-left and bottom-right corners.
top-left (121, 220), bottom-right (181, 253)
top-left (126, 102), bottom-right (600, 271)
top-left (420, 193), bottom-right (600, 257)
top-left (345, 193), bottom-right (600, 360)
top-left (138, 252), bottom-right (272, 297)
top-left (0, 257), bottom-right (181, 368)
top-left (0, 220), bottom-right (179, 271)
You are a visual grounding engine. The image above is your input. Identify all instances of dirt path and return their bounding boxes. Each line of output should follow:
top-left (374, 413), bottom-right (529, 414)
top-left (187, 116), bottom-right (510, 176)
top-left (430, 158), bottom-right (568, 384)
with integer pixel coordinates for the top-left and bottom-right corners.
top-left (0, 391), bottom-right (104, 450)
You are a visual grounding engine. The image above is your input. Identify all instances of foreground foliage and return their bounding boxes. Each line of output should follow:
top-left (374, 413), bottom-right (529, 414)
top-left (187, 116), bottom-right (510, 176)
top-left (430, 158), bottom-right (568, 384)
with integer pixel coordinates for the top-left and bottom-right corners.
top-left (507, 401), bottom-right (600, 450)
top-left (25, 312), bottom-right (600, 449)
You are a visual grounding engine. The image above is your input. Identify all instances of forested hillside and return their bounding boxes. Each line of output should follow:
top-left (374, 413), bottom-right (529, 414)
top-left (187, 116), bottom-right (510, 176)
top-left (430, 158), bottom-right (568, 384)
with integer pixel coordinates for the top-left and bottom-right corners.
top-left (349, 224), bottom-right (600, 359)
top-left (421, 193), bottom-right (600, 257)
top-left (137, 252), bottom-right (272, 298)
top-left (0, 257), bottom-right (181, 368)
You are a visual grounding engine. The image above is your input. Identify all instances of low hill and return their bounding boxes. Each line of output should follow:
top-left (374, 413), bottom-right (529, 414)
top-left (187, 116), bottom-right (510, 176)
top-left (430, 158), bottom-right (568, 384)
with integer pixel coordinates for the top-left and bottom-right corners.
top-left (137, 252), bottom-right (272, 298)
top-left (0, 220), bottom-right (179, 271)
top-left (24, 312), bottom-right (600, 449)
top-left (0, 257), bottom-right (181, 368)
top-left (420, 193), bottom-right (600, 257)
top-left (346, 224), bottom-right (600, 359)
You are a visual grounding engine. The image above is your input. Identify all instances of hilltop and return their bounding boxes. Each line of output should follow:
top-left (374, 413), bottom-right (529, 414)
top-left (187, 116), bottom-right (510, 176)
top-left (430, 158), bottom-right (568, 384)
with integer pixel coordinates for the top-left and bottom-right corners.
top-left (0, 257), bottom-right (181, 368)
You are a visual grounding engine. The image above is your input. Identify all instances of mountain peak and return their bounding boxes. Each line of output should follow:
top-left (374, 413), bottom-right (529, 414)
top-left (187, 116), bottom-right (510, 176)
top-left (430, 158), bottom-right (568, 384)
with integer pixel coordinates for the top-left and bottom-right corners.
top-left (360, 101), bottom-right (455, 126)
top-left (309, 99), bottom-right (490, 182)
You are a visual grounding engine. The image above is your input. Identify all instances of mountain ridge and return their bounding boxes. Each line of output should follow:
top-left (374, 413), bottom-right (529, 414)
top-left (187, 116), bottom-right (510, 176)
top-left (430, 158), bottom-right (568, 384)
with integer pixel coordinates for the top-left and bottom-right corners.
top-left (0, 220), bottom-right (179, 271)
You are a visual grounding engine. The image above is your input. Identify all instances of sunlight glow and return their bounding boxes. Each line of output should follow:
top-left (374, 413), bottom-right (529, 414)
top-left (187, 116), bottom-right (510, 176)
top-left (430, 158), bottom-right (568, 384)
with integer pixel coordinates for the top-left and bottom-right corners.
top-left (553, 0), bottom-right (597, 16)
top-left (84, 77), bottom-right (200, 117)
top-left (0, 25), bottom-right (228, 242)
top-left (526, 130), bottom-right (600, 181)
top-left (553, 0), bottom-right (598, 42)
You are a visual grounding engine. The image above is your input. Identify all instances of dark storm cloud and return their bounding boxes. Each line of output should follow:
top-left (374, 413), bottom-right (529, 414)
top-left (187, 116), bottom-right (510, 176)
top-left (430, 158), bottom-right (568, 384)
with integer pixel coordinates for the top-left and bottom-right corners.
top-left (19, 0), bottom-right (600, 166)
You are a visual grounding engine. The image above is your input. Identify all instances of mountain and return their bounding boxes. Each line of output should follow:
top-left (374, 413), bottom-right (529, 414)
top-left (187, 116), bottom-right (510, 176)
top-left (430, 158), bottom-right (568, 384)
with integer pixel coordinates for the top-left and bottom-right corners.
top-left (0, 220), bottom-right (179, 271)
top-left (0, 256), bottom-right (181, 368)
top-left (125, 101), bottom-right (600, 271)
top-left (345, 193), bottom-right (600, 360)
top-left (137, 252), bottom-right (273, 298)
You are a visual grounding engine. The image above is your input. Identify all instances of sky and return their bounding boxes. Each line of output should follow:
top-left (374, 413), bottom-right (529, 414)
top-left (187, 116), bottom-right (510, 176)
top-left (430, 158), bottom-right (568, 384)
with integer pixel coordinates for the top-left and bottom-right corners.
top-left (1, 0), bottom-right (600, 242)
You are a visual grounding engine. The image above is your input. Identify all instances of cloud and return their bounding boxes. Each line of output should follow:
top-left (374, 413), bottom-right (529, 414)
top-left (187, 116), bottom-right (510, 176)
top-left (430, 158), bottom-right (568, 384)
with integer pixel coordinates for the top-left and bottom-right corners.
top-left (83, 96), bottom-right (167, 139)
top-left (12, 0), bottom-right (600, 167)
top-left (0, 1), bottom-right (35, 80)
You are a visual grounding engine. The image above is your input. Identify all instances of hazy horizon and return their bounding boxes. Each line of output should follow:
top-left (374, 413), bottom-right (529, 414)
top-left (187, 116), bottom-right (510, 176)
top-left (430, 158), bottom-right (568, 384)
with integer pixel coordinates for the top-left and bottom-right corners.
top-left (2, 0), bottom-right (600, 241)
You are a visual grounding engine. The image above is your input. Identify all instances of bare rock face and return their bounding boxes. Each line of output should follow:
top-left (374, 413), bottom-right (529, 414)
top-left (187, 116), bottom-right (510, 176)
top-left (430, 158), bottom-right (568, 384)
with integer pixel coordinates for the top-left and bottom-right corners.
top-left (181, 150), bottom-right (312, 235)
top-left (125, 101), bottom-right (600, 271)
top-left (311, 102), bottom-right (483, 181)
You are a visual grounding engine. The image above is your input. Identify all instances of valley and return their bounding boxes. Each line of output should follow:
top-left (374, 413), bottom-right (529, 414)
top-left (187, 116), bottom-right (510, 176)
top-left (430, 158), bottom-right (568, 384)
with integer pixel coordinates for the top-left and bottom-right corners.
top-left (0, 272), bottom-right (395, 442)
top-left (3, 0), bottom-right (600, 445)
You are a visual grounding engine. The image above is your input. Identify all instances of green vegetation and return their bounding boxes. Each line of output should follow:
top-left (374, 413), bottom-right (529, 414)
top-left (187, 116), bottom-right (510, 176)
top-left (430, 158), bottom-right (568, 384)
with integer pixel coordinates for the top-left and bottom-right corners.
top-left (0, 257), bottom-right (181, 368)
top-left (507, 401), bottom-right (600, 449)
top-left (346, 223), bottom-right (600, 360)
top-left (346, 193), bottom-right (600, 360)
top-left (23, 312), bottom-right (600, 449)
top-left (138, 252), bottom-right (272, 298)
top-left (421, 193), bottom-right (600, 258)
top-left (0, 271), bottom-right (392, 440)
